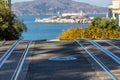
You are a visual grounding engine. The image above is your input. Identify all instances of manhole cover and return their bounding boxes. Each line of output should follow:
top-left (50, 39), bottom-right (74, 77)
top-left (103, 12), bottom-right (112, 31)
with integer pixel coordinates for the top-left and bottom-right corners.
top-left (48, 56), bottom-right (77, 61)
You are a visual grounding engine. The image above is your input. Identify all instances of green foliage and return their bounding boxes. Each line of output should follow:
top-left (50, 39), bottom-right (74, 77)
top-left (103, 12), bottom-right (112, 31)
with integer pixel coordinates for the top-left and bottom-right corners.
top-left (0, 0), bottom-right (27, 40)
top-left (89, 17), bottom-right (120, 30)
top-left (57, 27), bottom-right (120, 40)
top-left (57, 17), bottom-right (120, 40)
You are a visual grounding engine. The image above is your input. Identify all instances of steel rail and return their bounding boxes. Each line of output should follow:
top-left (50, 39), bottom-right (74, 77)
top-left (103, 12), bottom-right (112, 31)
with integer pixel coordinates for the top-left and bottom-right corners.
top-left (75, 40), bottom-right (117, 80)
top-left (101, 39), bottom-right (120, 50)
top-left (11, 40), bottom-right (32, 80)
top-left (86, 39), bottom-right (120, 64)
top-left (112, 38), bottom-right (120, 40)
top-left (0, 40), bottom-right (20, 68)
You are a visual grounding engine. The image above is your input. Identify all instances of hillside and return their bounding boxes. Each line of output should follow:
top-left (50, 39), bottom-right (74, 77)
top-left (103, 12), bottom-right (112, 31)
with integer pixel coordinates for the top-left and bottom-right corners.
top-left (12, 0), bottom-right (108, 16)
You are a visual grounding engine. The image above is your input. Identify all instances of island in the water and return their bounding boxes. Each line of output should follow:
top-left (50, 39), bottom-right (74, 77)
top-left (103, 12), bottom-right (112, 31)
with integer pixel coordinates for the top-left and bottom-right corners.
top-left (35, 12), bottom-right (92, 24)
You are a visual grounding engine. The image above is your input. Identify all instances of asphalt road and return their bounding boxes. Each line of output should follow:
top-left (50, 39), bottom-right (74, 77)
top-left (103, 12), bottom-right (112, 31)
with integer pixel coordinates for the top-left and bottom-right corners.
top-left (0, 39), bottom-right (120, 80)
top-left (0, 41), bottom-right (29, 80)
top-left (25, 40), bottom-right (98, 80)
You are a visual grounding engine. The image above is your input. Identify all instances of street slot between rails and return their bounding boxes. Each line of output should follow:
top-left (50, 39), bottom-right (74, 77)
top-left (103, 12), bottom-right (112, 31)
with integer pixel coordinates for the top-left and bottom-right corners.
top-left (100, 39), bottom-right (120, 50)
top-left (0, 40), bottom-right (32, 80)
top-left (86, 39), bottom-right (120, 64)
top-left (0, 39), bottom-right (119, 80)
top-left (75, 40), bottom-right (117, 80)
top-left (0, 40), bottom-right (20, 68)
top-left (10, 40), bottom-right (32, 80)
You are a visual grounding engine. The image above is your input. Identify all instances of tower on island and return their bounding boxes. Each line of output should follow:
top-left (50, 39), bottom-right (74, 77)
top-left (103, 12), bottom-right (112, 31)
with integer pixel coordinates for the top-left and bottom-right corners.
top-left (108, 0), bottom-right (120, 26)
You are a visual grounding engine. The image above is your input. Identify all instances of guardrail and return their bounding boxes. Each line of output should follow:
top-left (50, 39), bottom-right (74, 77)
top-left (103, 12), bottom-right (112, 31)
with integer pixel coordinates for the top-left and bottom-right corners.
top-left (75, 40), bottom-right (117, 80)
top-left (86, 39), bottom-right (120, 64)
top-left (11, 40), bottom-right (32, 80)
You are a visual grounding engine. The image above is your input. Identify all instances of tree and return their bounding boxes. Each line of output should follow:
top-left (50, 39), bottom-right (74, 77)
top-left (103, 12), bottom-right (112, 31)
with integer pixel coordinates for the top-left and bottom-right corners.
top-left (57, 27), bottom-right (120, 40)
top-left (0, 0), bottom-right (27, 40)
top-left (89, 17), bottom-right (119, 30)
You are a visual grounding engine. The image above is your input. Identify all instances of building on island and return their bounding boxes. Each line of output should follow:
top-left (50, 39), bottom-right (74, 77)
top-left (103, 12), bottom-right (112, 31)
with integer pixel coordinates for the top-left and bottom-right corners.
top-left (108, 0), bottom-right (120, 26)
top-left (62, 11), bottom-right (85, 17)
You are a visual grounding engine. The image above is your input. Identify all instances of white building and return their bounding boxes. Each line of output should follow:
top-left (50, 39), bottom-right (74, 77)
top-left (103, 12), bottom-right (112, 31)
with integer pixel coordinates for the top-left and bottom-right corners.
top-left (62, 11), bottom-right (85, 17)
top-left (108, 0), bottom-right (120, 26)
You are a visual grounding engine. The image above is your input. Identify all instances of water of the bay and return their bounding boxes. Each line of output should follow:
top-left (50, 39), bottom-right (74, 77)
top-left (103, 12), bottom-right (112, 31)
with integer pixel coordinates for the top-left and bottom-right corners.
top-left (19, 14), bottom-right (105, 40)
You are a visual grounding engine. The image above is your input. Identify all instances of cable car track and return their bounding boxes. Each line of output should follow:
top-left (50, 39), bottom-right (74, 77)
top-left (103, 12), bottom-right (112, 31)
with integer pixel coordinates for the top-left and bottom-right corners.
top-left (0, 40), bottom-right (32, 80)
top-left (75, 39), bottom-right (120, 80)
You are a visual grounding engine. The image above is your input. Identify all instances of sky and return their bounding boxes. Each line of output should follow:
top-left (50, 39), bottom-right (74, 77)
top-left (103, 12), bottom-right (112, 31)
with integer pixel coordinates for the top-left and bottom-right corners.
top-left (12, 0), bottom-right (112, 7)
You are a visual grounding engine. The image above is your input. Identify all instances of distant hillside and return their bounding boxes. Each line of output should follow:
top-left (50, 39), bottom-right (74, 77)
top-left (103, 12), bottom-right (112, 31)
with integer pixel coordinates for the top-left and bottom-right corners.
top-left (12, 0), bottom-right (108, 16)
